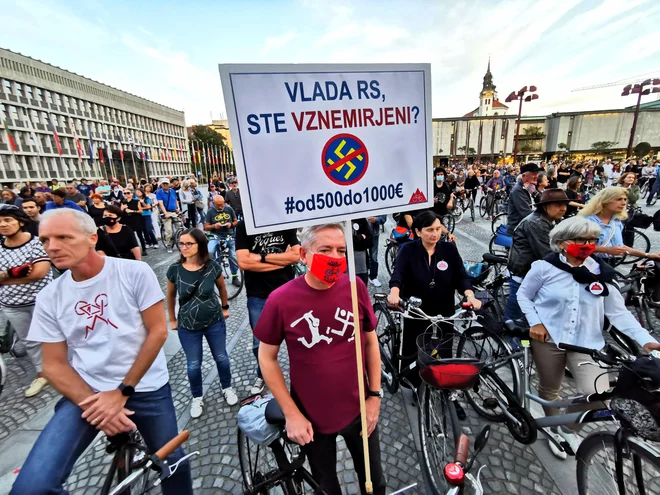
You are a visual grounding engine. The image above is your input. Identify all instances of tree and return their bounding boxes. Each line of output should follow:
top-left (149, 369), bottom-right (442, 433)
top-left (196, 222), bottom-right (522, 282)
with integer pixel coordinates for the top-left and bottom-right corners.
top-left (190, 125), bottom-right (225, 147)
top-left (522, 126), bottom-right (546, 139)
top-left (591, 141), bottom-right (618, 152)
top-left (557, 142), bottom-right (568, 150)
top-left (458, 146), bottom-right (476, 154)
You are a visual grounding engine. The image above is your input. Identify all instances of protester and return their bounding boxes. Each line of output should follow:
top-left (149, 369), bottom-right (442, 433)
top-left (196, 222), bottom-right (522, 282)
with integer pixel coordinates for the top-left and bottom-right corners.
top-left (432, 167), bottom-right (453, 217)
top-left (0, 205), bottom-right (53, 397)
top-left (607, 163), bottom-right (622, 186)
top-left (2, 189), bottom-right (20, 206)
top-left (65, 182), bottom-right (88, 211)
top-left (225, 178), bottom-right (243, 220)
top-left (204, 195), bottom-right (239, 285)
top-left (505, 189), bottom-right (569, 321)
top-left (107, 180), bottom-right (125, 205)
top-left (351, 218), bottom-right (373, 285)
top-left (136, 189), bottom-right (158, 248)
top-left (11, 208), bottom-right (193, 494)
top-left (534, 172), bottom-right (550, 203)
top-left (255, 223), bottom-right (386, 495)
top-left (564, 176), bottom-right (585, 217)
top-left (156, 179), bottom-right (180, 253)
top-left (20, 198), bottom-right (41, 236)
top-left (35, 182), bottom-right (51, 194)
top-left (121, 189), bottom-right (147, 256)
top-left (76, 178), bottom-right (92, 197)
top-left (95, 205), bottom-right (141, 260)
top-left (179, 180), bottom-right (196, 229)
top-left (45, 189), bottom-right (85, 212)
top-left (517, 216), bottom-right (660, 459)
top-left (617, 172), bottom-right (641, 207)
top-left (236, 220), bottom-right (300, 395)
top-left (367, 215), bottom-right (387, 287)
top-left (507, 162), bottom-right (539, 233)
top-left (95, 179), bottom-right (111, 197)
top-left (33, 192), bottom-right (48, 213)
top-left (87, 193), bottom-right (107, 226)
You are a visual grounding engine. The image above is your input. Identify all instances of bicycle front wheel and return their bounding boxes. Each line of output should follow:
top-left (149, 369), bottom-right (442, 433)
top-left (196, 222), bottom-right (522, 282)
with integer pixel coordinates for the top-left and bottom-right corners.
top-left (491, 212), bottom-right (508, 234)
top-left (221, 255), bottom-right (244, 300)
top-left (621, 229), bottom-right (651, 265)
top-left (576, 431), bottom-right (660, 495)
top-left (479, 197), bottom-right (488, 217)
top-left (385, 243), bottom-right (398, 277)
top-left (418, 384), bottom-right (460, 495)
top-left (441, 214), bottom-right (455, 234)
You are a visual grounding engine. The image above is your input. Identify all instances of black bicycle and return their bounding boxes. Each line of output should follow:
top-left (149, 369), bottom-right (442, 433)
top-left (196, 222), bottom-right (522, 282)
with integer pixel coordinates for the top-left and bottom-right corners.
top-left (618, 258), bottom-right (660, 334)
top-left (102, 430), bottom-right (196, 495)
top-left (207, 233), bottom-right (244, 300)
top-left (238, 397), bottom-right (322, 495)
top-left (158, 212), bottom-right (185, 251)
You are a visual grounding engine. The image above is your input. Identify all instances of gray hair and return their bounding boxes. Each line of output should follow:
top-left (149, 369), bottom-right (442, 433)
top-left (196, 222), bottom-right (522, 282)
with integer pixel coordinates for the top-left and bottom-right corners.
top-left (40, 209), bottom-right (97, 235)
top-left (548, 217), bottom-right (601, 252)
top-left (300, 223), bottom-right (345, 249)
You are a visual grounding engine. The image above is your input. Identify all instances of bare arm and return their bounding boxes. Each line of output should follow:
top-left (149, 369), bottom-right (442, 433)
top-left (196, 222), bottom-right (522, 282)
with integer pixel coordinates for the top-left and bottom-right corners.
top-left (236, 249), bottom-right (283, 272)
top-left (122, 300), bottom-right (168, 387)
top-left (214, 275), bottom-right (229, 308)
top-left (42, 341), bottom-right (96, 405)
top-left (166, 280), bottom-right (177, 324)
top-left (0, 261), bottom-right (51, 285)
top-left (131, 247), bottom-right (142, 261)
top-left (158, 199), bottom-right (167, 215)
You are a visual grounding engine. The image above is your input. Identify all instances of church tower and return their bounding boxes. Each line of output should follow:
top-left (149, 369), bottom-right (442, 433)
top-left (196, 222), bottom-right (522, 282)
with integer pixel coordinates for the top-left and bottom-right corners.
top-left (478, 58), bottom-right (497, 116)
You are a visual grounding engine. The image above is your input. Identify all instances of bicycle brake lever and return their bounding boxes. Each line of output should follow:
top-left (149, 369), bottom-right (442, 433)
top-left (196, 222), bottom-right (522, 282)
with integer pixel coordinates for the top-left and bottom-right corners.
top-left (155, 451), bottom-right (200, 485)
top-left (464, 465), bottom-right (486, 495)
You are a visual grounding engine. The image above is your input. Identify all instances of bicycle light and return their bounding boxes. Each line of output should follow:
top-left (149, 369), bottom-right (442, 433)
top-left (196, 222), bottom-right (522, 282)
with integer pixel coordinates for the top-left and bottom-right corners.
top-left (444, 462), bottom-right (465, 486)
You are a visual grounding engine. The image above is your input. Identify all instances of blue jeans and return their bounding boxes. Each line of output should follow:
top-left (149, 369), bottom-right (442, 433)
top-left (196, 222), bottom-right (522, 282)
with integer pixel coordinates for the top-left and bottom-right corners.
top-left (10, 384), bottom-right (192, 495)
top-left (247, 296), bottom-right (267, 379)
top-left (143, 215), bottom-right (158, 245)
top-left (208, 235), bottom-right (238, 276)
top-left (178, 319), bottom-right (232, 393)
top-left (648, 178), bottom-right (660, 204)
top-left (368, 234), bottom-right (380, 279)
top-left (504, 277), bottom-right (523, 322)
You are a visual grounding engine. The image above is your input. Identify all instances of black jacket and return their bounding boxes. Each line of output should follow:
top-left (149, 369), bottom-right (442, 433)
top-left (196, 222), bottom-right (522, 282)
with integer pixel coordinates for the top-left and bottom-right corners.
top-left (389, 239), bottom-right (472, 317)
top-left (352, 218), bottom-right (373, 251)
top-left (507, 211), bottom-right (555, 277)
top-left (507, 181), bottom-right (534, 233)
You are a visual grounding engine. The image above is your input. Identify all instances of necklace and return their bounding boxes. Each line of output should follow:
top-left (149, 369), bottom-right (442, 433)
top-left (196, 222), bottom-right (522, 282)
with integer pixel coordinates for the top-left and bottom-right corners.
top-left (426, 252), bottom-right (437, 288)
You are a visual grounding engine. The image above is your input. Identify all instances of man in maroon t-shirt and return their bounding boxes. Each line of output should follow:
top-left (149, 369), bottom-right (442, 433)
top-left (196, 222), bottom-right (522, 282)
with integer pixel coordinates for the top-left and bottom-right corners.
top-left (255, 223), bottom-right (386, 495)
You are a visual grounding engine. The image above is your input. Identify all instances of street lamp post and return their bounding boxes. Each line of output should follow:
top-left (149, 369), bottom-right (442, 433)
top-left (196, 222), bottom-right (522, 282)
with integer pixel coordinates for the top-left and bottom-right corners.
top-left (622, 79), bottom-right (660, 158)
top-left (505, 86), bottom-right (539, 165)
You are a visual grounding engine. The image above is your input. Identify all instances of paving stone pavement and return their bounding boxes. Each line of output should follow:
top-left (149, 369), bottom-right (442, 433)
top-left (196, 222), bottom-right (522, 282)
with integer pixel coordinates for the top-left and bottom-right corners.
top-left (3, 198), bottom-right (660, 494)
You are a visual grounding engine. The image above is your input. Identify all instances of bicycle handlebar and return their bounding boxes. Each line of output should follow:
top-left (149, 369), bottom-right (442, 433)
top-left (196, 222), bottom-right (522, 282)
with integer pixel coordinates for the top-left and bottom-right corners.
top-left (556, 343), bottom-right (621, 366)
top-left (155, 430), bottom-right (189, 460)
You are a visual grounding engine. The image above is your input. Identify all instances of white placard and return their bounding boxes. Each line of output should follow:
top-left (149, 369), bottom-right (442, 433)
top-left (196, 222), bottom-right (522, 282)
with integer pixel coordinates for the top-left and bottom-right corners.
top-left (219, 63), bottom-right (433, 234)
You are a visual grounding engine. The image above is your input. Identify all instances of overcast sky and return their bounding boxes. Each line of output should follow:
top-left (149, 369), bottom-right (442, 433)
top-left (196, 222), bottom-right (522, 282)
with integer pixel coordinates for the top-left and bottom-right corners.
top-left (2, 0), bottom-right (660, 125)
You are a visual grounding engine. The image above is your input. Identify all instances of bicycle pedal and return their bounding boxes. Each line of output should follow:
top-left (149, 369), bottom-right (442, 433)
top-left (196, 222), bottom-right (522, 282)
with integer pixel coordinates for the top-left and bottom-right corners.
top-left (483, 398), bottom-right (499, 410)
top-left (559, 441), bottom-right (575, 456)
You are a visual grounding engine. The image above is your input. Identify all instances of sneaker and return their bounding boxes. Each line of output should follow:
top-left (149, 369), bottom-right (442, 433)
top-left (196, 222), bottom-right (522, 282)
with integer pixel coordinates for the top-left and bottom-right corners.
top-left (190, 397), bottom-right (204, 418)
top-left (25, 377), bottom-right (49, 398)
top-left (167, 248), bottom-right (173, 253)
top-left (250, 377), bottom-right (265, 395)
top-left (547, 427), bottom-right (567, 460)
top-left (222, 387), bottom-right (239, 406)
top-left (558, 427), bottom-right (582, 454)
top-left (369, 278), bottom-right (382, 288)
top-left (231, 277), bottom-right (241, 287)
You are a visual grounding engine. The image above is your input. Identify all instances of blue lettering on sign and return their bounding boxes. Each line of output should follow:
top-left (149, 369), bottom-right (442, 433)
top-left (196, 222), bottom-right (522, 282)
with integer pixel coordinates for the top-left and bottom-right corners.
top-left (246, 113), bottom-right (288, 135)
top-left (284, 81), bottom-right (355, 102)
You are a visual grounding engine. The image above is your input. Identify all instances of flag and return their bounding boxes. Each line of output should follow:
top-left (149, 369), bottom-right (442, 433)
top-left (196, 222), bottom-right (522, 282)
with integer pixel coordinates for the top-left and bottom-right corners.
top-left (49, 116), bottom-right (63, 155)
top-left (24, 116), bottom-right (43, 155)
top-left (103, 133), bottom-right (113, 167)
top-left (129, 135), bottom-right (137, 159)
top-left (192, 141), bottom-right (197, 164)
top-left (87, 125), bottom-right (95, 165)
top-left (153, 149), bottom-right (158, 160)
top-left (2, 119), bottom-right (18, 153)
top-left (70, 120), bottom-right (83, 165)
top-left (196, 141), bottom-right (201, 164)
top-left (173, 141), bottom-right (179, 161)
top-left (160, 149), bottom-right (166, 161)
top-left (166, 147), bottom-right (171, 161)
top-left (99, 148), bottom-right (105, 164)
top-left (214, 145), bottom-right (219, 166)
top-left (116, 134), bottom-right (124, 161)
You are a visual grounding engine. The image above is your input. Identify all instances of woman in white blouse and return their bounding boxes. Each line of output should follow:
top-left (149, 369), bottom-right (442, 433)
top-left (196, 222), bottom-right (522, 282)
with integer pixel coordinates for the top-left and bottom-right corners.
top-left (517, 216), bottom-right (660, 459)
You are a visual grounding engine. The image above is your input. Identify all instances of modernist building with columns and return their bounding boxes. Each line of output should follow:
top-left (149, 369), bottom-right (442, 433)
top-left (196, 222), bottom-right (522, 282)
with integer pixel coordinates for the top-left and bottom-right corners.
top-left (433, 60), bottom-right (660, 164)
top-left (0, 48), bottom-right (189, 184)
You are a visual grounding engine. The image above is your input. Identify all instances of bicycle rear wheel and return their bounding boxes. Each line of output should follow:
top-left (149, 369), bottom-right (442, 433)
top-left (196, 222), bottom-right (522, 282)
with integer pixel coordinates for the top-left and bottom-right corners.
top-left (479, 197), bottom-right (488, 217)
top-left (385, 243), bottom-right (398, 277)
top-left (373, 303), bottom-right (400, 394)
top-left (418, 384), bottom-right (460, 495)
top-left (441, 214), bottom-right (455, 234)
top-left (221, 255), bottom-right (244, 300)
top-left (576, 431), bottom-right (660, 495)
top-left (470, 199), bottom-right (475, 222)
top-left (491, 212), bottom-right (508, 234)
top-left (621, 229), bottom-right (651, 265)
top-left (488, 236), bottom-right (509, 258)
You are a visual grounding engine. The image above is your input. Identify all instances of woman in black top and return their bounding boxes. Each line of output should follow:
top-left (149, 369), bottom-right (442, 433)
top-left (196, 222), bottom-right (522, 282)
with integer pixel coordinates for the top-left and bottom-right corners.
top-left (564, 176), bottom-right (584, 217)
top-left (464, 169), bottom-right (480, 202)
top-left (557, 163), bottom-right (571, 187)
top-left (87, 193), bottom-right (106, 226)
top-left (387, 211), bottom-right (481, 410)
top-left (96, 205), bottom-right (141, 260)
top-left (121, 189), bottom-right (147, 255)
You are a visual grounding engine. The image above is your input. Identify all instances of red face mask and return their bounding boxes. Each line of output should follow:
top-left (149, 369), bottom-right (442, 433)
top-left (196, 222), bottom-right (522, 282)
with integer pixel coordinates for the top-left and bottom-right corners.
top-left (565, 243), bottom-right (596, 260)
top-left (309, 252), bottom-right (347, 286)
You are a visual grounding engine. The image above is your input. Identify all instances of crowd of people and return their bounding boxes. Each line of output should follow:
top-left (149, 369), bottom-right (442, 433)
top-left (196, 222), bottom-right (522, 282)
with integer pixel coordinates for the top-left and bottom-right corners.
top-left (3, 153), bottom-right (660, 494)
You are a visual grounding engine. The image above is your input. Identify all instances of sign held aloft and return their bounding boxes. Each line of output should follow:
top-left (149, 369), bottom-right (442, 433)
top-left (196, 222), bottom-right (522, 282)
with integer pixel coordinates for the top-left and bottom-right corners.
top-left (219, 63), bottom-right (433, 235)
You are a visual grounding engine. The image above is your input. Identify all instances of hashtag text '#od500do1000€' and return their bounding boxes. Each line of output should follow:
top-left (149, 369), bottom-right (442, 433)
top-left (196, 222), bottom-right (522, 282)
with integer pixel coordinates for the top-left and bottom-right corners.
top-left (284, 183), bottom-right (405, 214)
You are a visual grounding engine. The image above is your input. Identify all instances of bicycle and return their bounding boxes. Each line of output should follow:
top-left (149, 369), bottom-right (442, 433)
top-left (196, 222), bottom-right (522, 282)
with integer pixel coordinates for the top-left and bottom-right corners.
top-left (104, 430), bottom-right (197, 495)
top-left (159, 212), bottom-right (185, 251)
top-left (206, 233), bottom-right (244, 300)
top-left (238, 396), bottom-right (323, 494)
top-left (490, 212), bottom-right (508, 235)
top-left (385, 235), bottom-right (401, 277)
top-left (479, 190), bottom-right (506, 219)
top-left (618, 258), bottom-right (660, 333)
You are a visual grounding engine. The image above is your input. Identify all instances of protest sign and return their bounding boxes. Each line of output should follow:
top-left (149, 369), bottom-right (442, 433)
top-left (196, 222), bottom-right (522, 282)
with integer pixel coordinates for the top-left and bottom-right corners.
top-left (219, 63), bottom-right (432, 235)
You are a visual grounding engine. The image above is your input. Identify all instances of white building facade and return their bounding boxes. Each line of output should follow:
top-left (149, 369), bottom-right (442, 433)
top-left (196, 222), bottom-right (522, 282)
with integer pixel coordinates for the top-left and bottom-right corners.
top-left (0, 48), bottom-right (189, 184)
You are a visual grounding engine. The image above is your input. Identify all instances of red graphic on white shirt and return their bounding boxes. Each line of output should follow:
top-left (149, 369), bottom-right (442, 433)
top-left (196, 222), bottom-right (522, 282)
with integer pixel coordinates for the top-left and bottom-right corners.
top-left (75, 294), bottom-right (118, 338)
top-left (589, 282), bottom-right (604, 295)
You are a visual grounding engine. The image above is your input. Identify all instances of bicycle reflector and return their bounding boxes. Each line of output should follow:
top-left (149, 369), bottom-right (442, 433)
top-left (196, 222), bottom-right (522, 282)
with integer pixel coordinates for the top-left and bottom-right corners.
top-left (444, 462), bottom-right (465, 486)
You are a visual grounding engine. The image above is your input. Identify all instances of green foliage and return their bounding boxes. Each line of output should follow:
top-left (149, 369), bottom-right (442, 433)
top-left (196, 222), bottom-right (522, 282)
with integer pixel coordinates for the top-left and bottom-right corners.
top-left (591, 141), bottom-right (618, 151)
top-left (190, 125), bottom-right (225, 147)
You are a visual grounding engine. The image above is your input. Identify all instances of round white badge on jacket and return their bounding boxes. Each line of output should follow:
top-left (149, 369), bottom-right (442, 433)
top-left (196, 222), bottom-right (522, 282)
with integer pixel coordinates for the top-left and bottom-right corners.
top-left (588, 282), bottom-right (604, 295)
top-left (437, 261), bottom-right (448, 271)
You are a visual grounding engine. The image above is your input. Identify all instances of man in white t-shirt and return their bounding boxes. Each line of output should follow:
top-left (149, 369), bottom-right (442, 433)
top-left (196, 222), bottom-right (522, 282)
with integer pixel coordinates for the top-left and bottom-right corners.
top-left (10, 209), bottom-right (193, 495)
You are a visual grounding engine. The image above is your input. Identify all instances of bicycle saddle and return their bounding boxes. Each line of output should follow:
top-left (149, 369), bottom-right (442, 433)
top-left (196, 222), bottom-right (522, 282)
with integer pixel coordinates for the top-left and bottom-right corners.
top-left (265, 399), bottom-right (286, 426)
top-left (482, 253), bottom-right (508, 265)
top-left (504, 319), bottom-right (530, 340)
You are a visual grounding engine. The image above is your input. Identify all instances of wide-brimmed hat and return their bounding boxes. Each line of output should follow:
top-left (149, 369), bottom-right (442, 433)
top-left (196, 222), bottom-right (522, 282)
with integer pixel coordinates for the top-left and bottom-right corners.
top-left (521, 162), bottom-right (540, 174)
top-left (537, 188), bottom-right (570, 205)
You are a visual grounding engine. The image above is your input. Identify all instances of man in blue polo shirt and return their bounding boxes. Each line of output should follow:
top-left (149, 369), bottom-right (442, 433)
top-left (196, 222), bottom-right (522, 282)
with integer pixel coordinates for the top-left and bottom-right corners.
top-left (45, 189), bottom-right (85, 212)
top-left (156, 179), bottom-right (180, 253)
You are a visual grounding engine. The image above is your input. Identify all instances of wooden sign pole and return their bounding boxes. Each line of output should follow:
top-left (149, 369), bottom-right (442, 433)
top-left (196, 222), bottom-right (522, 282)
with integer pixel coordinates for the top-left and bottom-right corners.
top-left (344, 220), bottom-right (373, 494)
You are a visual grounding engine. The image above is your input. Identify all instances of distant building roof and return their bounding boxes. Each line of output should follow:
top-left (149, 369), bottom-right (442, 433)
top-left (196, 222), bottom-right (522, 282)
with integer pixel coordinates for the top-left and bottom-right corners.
top-left (492, 100), bottom-right (508, 108)
top-left (626, 99), bottom-right (660, 110)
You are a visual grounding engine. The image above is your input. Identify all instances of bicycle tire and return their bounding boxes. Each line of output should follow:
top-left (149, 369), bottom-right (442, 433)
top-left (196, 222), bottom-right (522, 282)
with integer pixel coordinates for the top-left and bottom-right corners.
top-left (641, 181), bottom-right (650, 199)
top-left (173, 228), bottom-right (183, 252)
top-left (479, 197), bottom-right (488, 217)
top-left (620, 229), bottom-right (651, 265)
top-left (0, 354), bottom-right (5, 398)
top-left (441, 214), bottom-right (455, 234)
top-left (456, 327), bottom-right (521, 422)
top-left (373, 303), bottom-right (400, 394)
top-left (220, 255), bottom-right (244, 301)
top-left (451, 206), bottom-right (464, 224)
top-left (418, 384), bottom-right (460, 495)
top-left (488, 236), bottom-right (509, 258)
top-left (385, 243), bottom-right (398, 277)
top-left (576, 431), bottom-right (660, 495)
top-left (101, 441), bottom-right (150, 495)
top-left (470, 200), bottom-right (475, 222)
top-left (491, 212), bottom-right (508, 234)
top-left (159, 223), bottom-right (169, 249)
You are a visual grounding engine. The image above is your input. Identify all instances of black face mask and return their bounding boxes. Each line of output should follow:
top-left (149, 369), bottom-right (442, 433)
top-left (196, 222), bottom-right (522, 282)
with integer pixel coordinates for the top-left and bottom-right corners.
top-left (103, 217), bottom-right (118, 227)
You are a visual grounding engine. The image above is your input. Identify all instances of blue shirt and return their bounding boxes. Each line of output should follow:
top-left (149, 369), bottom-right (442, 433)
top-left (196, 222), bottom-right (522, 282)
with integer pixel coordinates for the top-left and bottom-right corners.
top-left (156, 188), bottom-right (178, 212)
top-left (45, 200), bottom-right (85, 212)
top-left (586, 214), bottom-right (624, 256)
top-left (77, 184), bottom-right (92, 197)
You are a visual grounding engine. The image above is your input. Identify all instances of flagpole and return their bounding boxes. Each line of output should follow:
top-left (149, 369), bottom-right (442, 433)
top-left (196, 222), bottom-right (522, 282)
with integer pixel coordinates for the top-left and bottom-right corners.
top-left (117, 135), bottom-right (128, 185)
top-left (25, 116), bottom-right (45, 179)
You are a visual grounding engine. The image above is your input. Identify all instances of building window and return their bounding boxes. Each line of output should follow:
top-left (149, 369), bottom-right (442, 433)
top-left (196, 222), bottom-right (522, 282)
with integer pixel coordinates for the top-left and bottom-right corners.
top-left (71, 97), bottom-right (78, 110)
top-left (55, 93), bottom-right (61, 106)
top-left (45, 91), bottom-right (53, 104)
top-left (3, 80), bottom-right (11, 94)
top-left (26, 85), bottom-right (33, 100)
top-left (36, 88), bottom-right (43, 101)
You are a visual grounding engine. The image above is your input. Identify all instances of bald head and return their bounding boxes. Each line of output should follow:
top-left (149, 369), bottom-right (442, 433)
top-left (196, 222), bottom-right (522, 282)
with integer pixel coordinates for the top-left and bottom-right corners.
top-left (213, 195), bottom-right (225, 209)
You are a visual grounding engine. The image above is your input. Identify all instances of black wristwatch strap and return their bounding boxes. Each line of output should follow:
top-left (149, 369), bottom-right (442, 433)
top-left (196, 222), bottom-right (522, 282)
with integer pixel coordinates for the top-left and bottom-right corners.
top-left (118, 383), bottom-right (135, 397)
top-left (260, 252), bottom-right (267, 263)
top-left (368, 389), bottom-right (383, 398)
top-left (222, 304), bottom-right (230, 310)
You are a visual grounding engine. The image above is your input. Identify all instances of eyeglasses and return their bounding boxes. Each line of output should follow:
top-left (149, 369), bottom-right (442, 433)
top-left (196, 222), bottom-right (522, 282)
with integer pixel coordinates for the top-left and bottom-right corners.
top-left (177, 242), bottom-right (197, 248)
top-left (571, 238), bottom-right (598, 245)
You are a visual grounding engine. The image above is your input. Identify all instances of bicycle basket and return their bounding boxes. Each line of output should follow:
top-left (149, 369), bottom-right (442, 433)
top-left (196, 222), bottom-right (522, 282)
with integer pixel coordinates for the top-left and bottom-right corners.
top-left (237, 395), bottom-right (282, 445)
top-left (611, 356), bottom-right (660, 442)
top-left (417, 332), bottom-right (485, 389)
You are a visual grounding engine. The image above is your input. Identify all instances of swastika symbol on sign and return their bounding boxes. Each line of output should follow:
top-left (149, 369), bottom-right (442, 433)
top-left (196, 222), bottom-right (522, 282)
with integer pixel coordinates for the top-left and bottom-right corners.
top-left (321, 133), bottom-right (369, 186)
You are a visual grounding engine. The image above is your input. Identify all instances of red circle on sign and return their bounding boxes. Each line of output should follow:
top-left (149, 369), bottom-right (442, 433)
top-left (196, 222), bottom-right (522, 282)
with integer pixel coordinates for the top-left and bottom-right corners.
top-left (321, 133), bottom-right (369, 186)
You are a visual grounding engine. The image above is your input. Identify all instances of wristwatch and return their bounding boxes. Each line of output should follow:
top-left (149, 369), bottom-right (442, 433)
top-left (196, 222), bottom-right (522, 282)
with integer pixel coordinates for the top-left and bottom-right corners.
top-left (118, 383), bottom-right (135, 397)
top-left (368, 389), bottom-right (384, 399)
top-left (260, 252), bottom-right (267, 263)
top-left (222, 304), bottom-right (230, 310)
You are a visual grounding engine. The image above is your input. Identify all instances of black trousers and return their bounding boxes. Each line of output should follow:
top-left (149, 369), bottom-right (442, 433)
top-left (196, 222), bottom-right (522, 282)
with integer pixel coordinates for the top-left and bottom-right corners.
top-left (302, 415), bottom-right (386, 495)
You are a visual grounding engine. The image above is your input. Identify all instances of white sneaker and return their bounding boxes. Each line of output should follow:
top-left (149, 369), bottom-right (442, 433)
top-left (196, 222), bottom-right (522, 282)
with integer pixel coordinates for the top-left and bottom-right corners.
top-left (190, 397), bottom-right (204, 418)
top-left (558, 427), bottom-right (582, 454)
top-left (369, 278), bottom-right (382, 288)
top-left (222, 387), bottom-right (239, 406)
top-left (547, 428), bottom-right (567, 460)
top-left (250, 377), bottom-right (265, 395)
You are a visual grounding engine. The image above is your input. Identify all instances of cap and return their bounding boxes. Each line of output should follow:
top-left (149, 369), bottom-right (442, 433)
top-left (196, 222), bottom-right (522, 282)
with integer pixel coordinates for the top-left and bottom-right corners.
top-left (160, 179), bottom-right (170, 185)
top-left (521, 163), bottom-right (540, 174)
top-left (537, 188), bottom-right (570, 205)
